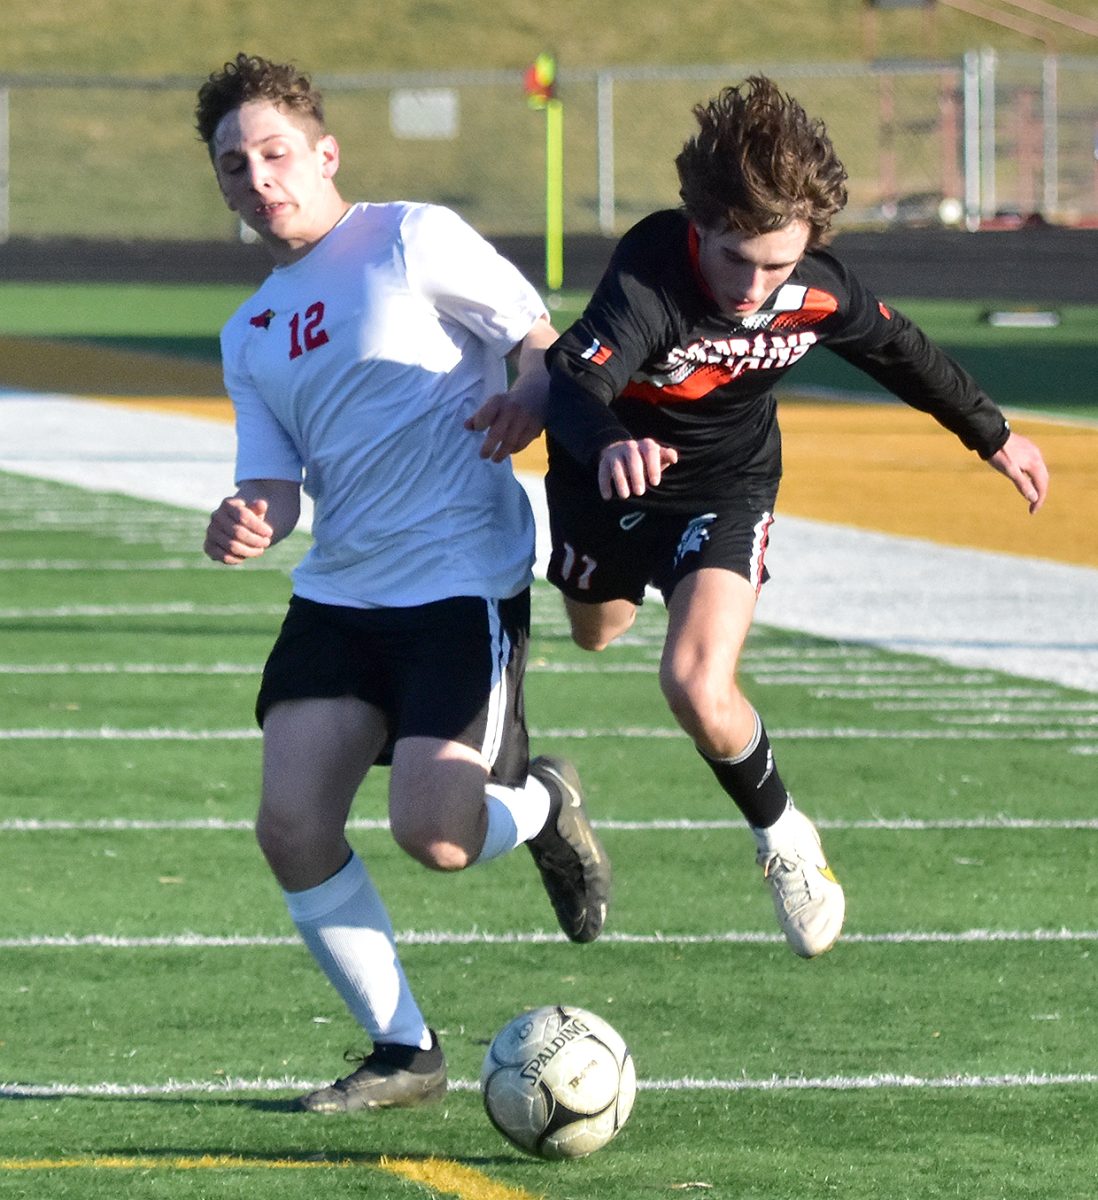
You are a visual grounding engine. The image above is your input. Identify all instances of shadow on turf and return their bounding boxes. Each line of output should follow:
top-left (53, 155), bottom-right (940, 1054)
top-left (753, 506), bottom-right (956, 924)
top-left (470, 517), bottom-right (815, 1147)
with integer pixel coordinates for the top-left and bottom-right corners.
top-left (95, 1149), bottom-right (530, 1168)
top-left (0, 1093), bottom-right (297, 1110)
top-left (3, 1093), bottom-right (531, 1165)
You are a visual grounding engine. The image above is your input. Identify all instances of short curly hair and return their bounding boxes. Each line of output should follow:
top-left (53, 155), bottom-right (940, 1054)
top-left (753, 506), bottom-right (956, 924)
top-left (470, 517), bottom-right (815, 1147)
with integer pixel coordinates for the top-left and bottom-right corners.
top-left (675, 76), bottom-right (848, 247)
top-left (195, 53), bottom-right (326, 153)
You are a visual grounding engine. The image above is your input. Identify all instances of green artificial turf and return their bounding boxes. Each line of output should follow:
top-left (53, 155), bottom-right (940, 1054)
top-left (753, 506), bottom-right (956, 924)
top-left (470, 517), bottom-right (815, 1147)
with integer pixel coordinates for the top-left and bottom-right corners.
top-left (1, 471), bottom-right (1095, 1199)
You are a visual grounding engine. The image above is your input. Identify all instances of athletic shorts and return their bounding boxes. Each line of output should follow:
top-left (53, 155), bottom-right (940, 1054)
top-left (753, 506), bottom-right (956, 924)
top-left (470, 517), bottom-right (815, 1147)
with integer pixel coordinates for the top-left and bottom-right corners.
top-left (545, 471), bottom-right (775, 606)
top-left (255, 591), bottom-right (530, 783)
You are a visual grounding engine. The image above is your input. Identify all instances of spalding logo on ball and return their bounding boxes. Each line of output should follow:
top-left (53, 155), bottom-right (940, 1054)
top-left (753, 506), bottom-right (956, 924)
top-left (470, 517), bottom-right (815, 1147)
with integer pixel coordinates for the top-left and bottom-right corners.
top-left (481, 1004), bottom-right (636, 1160)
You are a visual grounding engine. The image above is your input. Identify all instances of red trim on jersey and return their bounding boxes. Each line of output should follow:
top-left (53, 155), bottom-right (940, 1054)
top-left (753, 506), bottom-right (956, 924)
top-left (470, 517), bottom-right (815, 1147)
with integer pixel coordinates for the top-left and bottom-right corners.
top-left (768, 288), bottom-right (839, 332)
top-left (751, 511), bottom-right (773, 596)
top-left (618, 229), bottom-right (841, 405)
top-left (622, 363), bottom-right (740, 404)
top-left (687, 222), bottom-right (717, 303)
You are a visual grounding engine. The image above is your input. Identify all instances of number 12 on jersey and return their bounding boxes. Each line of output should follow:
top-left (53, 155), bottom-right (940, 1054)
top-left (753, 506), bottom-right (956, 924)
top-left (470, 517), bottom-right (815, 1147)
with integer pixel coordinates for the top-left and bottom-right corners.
top-left (289, 302), bottom-right (330, 360)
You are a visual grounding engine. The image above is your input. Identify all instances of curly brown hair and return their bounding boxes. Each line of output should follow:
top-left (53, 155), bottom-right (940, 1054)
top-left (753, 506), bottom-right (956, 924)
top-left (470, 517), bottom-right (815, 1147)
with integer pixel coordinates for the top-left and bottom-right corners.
top-left (675, 76), bottom-right (848, 247)
top-left (195, 53), bottom-right (326, 152)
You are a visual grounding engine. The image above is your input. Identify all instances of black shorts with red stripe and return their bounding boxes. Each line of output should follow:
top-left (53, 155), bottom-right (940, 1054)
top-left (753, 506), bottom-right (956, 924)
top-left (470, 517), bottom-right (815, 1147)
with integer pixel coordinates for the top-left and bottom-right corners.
top-left (545, 469), bottom-right (776, 606)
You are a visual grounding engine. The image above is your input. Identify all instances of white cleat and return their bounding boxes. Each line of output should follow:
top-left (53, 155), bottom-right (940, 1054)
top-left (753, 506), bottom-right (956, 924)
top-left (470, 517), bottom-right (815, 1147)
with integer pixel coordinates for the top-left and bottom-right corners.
top-left (757, 811), bottom-right (845, 958)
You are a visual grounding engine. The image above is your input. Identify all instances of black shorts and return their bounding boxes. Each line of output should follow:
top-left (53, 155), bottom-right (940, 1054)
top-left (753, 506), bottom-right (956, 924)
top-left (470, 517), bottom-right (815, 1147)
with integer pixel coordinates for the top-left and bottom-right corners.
top-left (545, 470), bottom-right (775, 606)
top-left (255, 592), bottom-right (530, 783)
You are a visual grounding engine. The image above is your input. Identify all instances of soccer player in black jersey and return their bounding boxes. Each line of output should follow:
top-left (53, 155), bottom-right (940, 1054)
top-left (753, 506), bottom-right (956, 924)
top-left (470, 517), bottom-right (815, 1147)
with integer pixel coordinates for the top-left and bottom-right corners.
top-left (543, 76), bottom-right (1049, 958)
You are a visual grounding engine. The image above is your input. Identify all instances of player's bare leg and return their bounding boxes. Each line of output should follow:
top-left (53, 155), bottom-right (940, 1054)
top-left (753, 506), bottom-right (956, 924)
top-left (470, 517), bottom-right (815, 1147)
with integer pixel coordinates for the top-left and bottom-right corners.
top-left (257, 695), bottom-right (385, 891)
top-left (661, 568), bottom-right (844, 957)
top-left (258, 698), bottom-right (444, 1113)
top-left (389, 737), bottom-right (497, 871)
top-left (390, 732), bottom-right (608, 942)
top-left (659, 567), bottom-right (757, 757)
top-left (563, 595), bottom-right (638, 652)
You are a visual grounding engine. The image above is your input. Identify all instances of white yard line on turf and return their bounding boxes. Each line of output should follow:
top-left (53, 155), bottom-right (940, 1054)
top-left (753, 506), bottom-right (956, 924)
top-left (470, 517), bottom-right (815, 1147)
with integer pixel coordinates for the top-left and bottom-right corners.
top-left (0, 604), bottom-right (288, 618)
top-left (2, 724), bottom-right (1098, 743)
top-left (757, 520), bottom-right (1098, 694)
top-left (0, 559), bottom-right (286, 571)
top-left (3, 816), bottom-right (1097, 832)
top-left (3, 1071), bottom-right (1097, 1099)
top-left (2, 929), bottom-right (1097, 948)
top-left (4, 393), bottom-right (1098, 691)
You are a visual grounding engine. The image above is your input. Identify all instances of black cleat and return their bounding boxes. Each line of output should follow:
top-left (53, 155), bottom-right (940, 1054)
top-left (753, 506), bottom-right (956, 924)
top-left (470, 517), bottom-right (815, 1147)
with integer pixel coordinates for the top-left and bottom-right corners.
top-left (298, 1032), bottom-right (447, 1114)
top-left (526, 756), bottom-right (611, 943)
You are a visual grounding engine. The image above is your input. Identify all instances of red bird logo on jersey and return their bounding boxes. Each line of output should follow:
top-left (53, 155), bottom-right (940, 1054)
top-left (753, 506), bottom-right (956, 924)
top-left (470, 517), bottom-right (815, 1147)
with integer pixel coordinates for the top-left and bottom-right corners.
top-left (249, 308), bottom-right (276, 330)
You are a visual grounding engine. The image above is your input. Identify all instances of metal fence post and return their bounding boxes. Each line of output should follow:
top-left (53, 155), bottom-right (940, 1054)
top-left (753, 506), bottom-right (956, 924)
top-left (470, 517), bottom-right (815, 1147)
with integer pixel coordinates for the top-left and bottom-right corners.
top-left (980, 47), bottom-right (998, 219)
top-left (1042, 54), bottom-right (1059, 217)
top-left (0, 58), bottom-right (1094, 240)
top-left (0, 89), bottom-right (8, 244)
top-left (596, 71), bottom-right (616, 235)
top-left (963, 50), bottom-right (982, 228)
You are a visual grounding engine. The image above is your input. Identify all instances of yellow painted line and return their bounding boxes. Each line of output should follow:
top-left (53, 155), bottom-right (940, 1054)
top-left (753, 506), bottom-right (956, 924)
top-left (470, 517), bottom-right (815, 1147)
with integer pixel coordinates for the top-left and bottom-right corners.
top-left (73, 399), bottom-right (1098, 569)
top-left (0, 335), bottom-right (224, 397)
top-left (93, 395), bottom-right (236, 422)
top-left (0, 1152), bottom-right (543, 1199)
top-left (381, 1156), bottom-right (543, 1199)
top-left (779, 402), bottom-right (1098, 569)
top-left (0, 1155), bottom-right (348, 1170)
top-left (513, 401), bottom-right (1098, 568)
top-left (6, 328), bottom-right (1093, 568)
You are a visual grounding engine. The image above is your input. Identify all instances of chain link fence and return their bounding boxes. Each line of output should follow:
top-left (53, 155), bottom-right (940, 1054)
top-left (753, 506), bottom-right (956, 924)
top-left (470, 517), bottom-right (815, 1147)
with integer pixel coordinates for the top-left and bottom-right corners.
top-left (0, 53), bottom-right (1095, 244)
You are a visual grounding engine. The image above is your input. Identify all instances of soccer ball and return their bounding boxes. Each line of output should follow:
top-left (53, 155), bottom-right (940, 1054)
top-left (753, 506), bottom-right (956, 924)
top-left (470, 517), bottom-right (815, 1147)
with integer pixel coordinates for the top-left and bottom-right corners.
top-left (481, 1004), bottom-right (636, 1160)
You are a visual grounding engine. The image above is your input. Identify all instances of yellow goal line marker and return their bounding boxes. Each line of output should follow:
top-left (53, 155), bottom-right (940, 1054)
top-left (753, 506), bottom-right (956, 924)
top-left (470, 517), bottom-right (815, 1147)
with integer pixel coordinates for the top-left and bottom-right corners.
top-left (381, 1156), bottom-right (544, 1199)
top-left (0, 1153), bottom-right (542, 1199)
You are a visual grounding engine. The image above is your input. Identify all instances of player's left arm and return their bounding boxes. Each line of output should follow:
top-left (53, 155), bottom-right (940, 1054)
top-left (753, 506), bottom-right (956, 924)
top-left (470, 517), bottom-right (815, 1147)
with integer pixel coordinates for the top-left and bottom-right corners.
top-left (985, 429), bottom-right (1049, 514)
top-left (466, 313), bottom-right (558, 462)
top-left (825, 283), bottom-right (1050, 513)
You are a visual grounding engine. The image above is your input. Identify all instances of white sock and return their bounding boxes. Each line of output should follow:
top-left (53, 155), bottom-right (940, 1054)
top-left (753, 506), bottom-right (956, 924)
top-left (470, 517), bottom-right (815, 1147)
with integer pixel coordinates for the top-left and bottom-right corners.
top-left (476, 774), bottom-right (553, 864)
top-left (283, 852), bottom-right (431, 1049)
top-left (751, 798), bottom-right (798, 856)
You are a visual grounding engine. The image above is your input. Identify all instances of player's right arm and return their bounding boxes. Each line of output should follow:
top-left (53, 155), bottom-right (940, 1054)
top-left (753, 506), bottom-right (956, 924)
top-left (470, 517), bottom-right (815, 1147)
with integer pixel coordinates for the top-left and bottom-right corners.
top-left (203, 478), bottom-right (301, 565)
top-left (596, 439), bottom-right (680, 501)
top-left (547, 328), bottom-right (680, 501)
top-left (546, 220), bottom-right (680, 497)
top-left (215, 299), bottom-right (306, 566)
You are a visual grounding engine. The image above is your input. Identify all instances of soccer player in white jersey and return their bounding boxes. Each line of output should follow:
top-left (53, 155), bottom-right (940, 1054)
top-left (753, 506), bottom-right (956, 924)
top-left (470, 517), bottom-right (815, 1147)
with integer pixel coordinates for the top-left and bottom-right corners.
top-left (195, 53), bottom-right (610, 1114)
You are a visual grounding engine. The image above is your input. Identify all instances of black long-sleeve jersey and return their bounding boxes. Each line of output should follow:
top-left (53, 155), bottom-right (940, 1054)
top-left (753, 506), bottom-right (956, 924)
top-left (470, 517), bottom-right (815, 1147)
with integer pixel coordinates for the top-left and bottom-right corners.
top-left (545, 209), bottom-right (1011, 512)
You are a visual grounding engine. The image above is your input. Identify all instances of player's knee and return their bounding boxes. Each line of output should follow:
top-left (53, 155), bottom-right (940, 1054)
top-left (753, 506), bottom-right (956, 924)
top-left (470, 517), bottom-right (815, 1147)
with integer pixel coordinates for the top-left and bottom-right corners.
top-left (569, 610), bottom-right (635, 652)
top-left (390, 817), bottom-right (473, 872)
top-left (571, 625), bottom-right (613, 652)
top-left (398, 834), bottom-right (472, 872)
top-left (255, 808), bottom-right (324, 875)
top-left (659, 662), bottom-right (701, 717)
top-left (659, 664), bottom-right (739, 740)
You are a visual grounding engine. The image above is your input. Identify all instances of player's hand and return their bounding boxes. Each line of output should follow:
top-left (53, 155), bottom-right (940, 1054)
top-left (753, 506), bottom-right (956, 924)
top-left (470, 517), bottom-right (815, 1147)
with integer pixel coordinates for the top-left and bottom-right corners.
top-left (203, 497), bottom-right (273, 564)
top-left (597, 439), bottom-right (679, 500)
top-left (465, 391), bottom-right (546, 462)
top-left (986, 431), bottom-right (1049, 514)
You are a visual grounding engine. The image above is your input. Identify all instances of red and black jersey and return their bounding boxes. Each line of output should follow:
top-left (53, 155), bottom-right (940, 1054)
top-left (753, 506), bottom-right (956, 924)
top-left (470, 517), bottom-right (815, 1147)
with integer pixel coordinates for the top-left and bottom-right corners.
top-left (545, 208), bottom-right (1010, 511)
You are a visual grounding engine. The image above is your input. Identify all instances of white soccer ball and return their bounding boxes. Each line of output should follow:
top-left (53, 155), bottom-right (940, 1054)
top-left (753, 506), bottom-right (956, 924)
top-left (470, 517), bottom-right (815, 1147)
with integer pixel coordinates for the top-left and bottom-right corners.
top-left (481, 1004), bottom-right (636, 1160)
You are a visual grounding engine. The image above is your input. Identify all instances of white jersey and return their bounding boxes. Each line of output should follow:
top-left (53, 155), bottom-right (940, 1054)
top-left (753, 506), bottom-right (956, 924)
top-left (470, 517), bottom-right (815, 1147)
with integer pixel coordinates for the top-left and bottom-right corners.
top-left (220, 202), bottom-right (544, 608)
